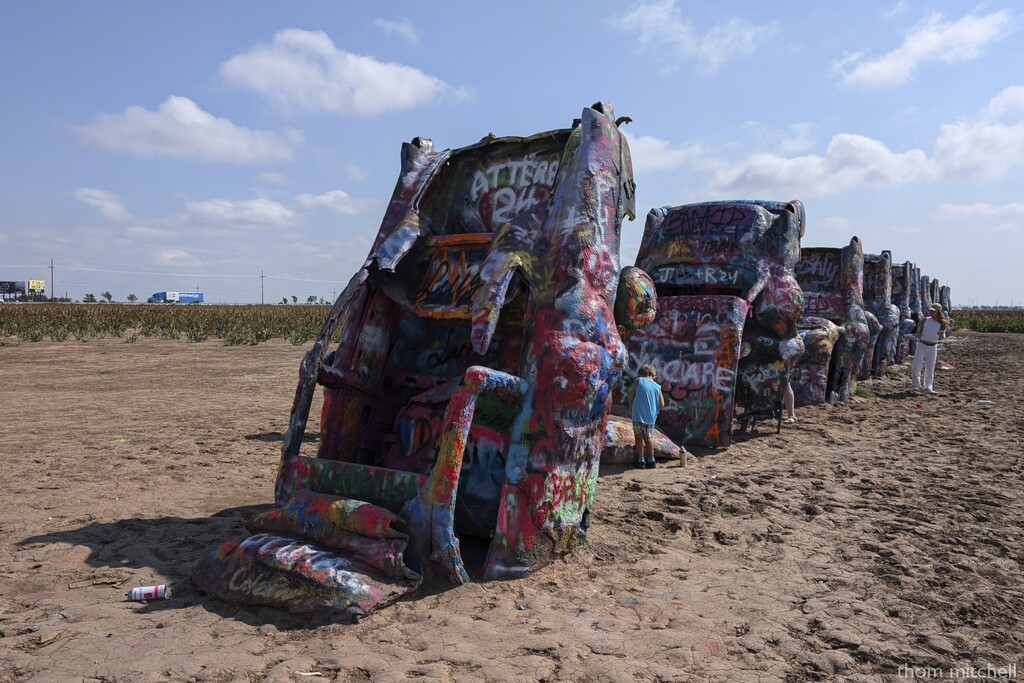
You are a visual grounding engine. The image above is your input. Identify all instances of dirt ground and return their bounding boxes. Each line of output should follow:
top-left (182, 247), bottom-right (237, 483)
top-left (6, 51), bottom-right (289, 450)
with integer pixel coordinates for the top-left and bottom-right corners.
top-left (0, 330), bottom-right (1021, 683)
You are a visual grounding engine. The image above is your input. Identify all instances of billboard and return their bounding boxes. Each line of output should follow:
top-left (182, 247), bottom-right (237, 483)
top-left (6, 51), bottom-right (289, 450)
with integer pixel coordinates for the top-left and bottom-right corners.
top-left (28, 279), bottom-right (45, 292)
top-left (0, 281), bottom-right (26, 295)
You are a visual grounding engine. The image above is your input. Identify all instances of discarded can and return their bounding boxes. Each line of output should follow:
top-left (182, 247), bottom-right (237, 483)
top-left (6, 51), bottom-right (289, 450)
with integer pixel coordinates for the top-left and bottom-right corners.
top-left (127, 584), bottom-right (167, 601)
top-left (978, 400), bottom-right (993, 406)
top-left (678, 449), bottom-right (688, 468)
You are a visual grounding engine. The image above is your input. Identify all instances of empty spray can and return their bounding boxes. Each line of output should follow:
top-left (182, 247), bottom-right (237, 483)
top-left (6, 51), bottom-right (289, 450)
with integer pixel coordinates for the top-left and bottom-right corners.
top-left (127, 584), bottom-right (167, 601)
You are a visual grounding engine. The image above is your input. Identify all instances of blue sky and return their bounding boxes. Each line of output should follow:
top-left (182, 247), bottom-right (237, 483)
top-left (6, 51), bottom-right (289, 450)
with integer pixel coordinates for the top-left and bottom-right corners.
top-left (1, 1), bottom-right (1021, 305)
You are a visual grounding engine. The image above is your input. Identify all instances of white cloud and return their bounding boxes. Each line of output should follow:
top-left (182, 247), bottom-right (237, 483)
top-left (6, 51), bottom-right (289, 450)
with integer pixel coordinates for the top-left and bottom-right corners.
top-left (882, 1), bottom-right (908, 21)
top-left (616, 1), bottom-right (777, 72)
top-left (626, 134), bottom-right (703, 172)
top-left (983, 85), bottom-right (1024, 120)
top-left (258, 171), bottom-right (289, 186)
top-left (345, 164), bottom-right (369, 183)
top-left (821, 216), bottom-right (852, 232)
top-left (374, 18), bottom-right (421, 46)
top-left (220, 28), bottom-right (471, 116)
top-left (74, 188), bottom-right (132, 222)
top-left (76, 96), bottom-right (303, 164)
top-left (125, 225), bottom-right (176, 240)
top-left (934, 202), bottom-right (1024, 220)
top-left (933, 120), bottom-right (1024, 181)
top-left (709, 133), bottom-right (935, 197)
top-left (295, 189), bottom-right (373, 215)
top-left (834, 10), bottom-right (1012, 87)
top-left (993, 223), bottom-right (1020, 234)
top-left (777, 123), bottom-right (816, 155)
top-left (740, 121), bottom-right (816, 155)
top-left (153, 249), bottom-right (201, 268)
top-left (651, 82), bottom-right (1024, 199)
top-left (185, 198), bottom-right (296, 228)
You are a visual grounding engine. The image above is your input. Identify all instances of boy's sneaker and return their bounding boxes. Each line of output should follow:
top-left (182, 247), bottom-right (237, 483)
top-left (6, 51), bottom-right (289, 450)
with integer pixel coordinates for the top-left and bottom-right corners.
top-left (645, 460), bottom-right (656, 469)
top-left (634, 460), bottom-right (646, 469)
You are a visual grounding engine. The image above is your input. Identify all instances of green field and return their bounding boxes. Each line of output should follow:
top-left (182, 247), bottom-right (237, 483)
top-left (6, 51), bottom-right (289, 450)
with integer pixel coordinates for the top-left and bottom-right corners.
top-left (0, 303), bottom-right (331, 345)
top-left (2, 304), bottom-right (1021, 346)
top-left (952, 309), bottom-right (1024, 333)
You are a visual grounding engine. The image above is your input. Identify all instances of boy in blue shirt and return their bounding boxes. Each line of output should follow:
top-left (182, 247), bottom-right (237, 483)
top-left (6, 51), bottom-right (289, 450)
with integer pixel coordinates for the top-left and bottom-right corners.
top-left (628, 364), bottom-right (665, 469)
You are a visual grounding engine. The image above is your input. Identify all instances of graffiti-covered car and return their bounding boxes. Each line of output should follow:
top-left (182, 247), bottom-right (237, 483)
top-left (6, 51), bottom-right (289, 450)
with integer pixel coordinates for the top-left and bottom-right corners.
top-left (863, 252), bottom-right (901, 378)
top-left (793, 237), bottom-right (870, 404)
top-left (887, 254), bottom-right (915, 364)
top-left (192, 103), bottom-right (642, 618)
top-left (622, 200), bottom-right (806, 447)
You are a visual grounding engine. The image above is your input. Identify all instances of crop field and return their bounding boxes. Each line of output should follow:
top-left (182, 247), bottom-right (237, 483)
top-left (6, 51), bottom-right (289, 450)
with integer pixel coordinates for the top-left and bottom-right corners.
top-left (1, 305), bottom-right (1021, 346)
top-left (0, 303), bottom-right (331, 345)
top-left (952, 308), bottom-right (1024, 333)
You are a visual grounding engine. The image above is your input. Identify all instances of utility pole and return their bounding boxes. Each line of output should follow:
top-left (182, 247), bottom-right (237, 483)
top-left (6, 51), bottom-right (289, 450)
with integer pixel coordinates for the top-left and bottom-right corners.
top-left (49, 259), bottom-right (54, 302)
top-left (260, 270), bottom-right (265, 305)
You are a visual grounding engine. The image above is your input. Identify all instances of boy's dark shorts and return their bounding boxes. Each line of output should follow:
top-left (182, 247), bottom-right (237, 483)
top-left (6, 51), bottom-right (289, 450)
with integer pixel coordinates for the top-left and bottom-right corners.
top-left (632, 422), bottom-right (653, 437)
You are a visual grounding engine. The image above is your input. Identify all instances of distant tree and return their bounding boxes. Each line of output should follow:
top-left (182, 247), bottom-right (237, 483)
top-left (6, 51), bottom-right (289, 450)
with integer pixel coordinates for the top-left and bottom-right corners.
top-left (127, 294), bottom-right (138, 303)
top-left (83, 293), bottom-right (97, 303)
top-left (101, 291), bottom-right (113, 303)
top-left (306, 295), bottom-right (317, 304)
top-left (291, 295), bottom-right (298, 304)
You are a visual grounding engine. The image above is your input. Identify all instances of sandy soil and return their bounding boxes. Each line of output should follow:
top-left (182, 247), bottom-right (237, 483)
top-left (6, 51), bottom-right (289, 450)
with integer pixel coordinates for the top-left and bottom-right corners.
top-left (0, 330), bottom-right (1021, 683)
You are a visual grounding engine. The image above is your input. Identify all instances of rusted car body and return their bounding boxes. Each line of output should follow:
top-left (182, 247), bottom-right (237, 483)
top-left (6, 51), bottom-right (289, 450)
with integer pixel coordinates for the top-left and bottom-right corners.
top-left (939, 286), bottom-right (952, 317)
top-left (859, 308), bottom-right (882, 381)
top-left (887, 254), bottom-right (914, 364)
top-left (863, 252), bottom-right (901, 377)
top-left (623, 200), bottom-right (805, 446)
top-left (192, 103), bottom-right (642, 618)
top-left (921, 274), bottom-right (935, 312)
top-left (792, 238), bottom-right (870, 405)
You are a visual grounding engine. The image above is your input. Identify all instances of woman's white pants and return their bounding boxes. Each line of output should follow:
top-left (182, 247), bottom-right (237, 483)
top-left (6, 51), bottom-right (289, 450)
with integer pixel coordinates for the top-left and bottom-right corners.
top-left (910, 343), bottom-right (937, 390)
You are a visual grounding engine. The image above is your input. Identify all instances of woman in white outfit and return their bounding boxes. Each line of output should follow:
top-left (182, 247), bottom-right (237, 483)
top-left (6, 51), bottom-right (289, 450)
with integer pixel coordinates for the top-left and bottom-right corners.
top-left (909, 303), bottom-right (950, 394)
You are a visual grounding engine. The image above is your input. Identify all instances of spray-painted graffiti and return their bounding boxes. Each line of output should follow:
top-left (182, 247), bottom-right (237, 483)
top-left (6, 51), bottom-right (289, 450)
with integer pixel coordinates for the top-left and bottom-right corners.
top-left (410, 237), bottom-right (491, 317)
top-left (625, 296), bottom-right (747, 444)
top-left (192, 103), bottom-right (642, 619)
top-left (803, 292), bottom-right (846, 317)
top-left (469, 158), bottom-right (560, 227)
top-left (887, 254), bottom-right (913, 364)
top-left (862, 252), bottom-right (900, 378)
top-left (795, 252), bottom-right (840, 292)
top-left (649, 263), bottom-right (746, 288)
top-left (793, 316), bottom-right (841, 406)
top-left (793, 238), bottom-right (869, 404)
top-left (626, 199), bottom-right (805, 446)
top-left (909, 265), bottom-right (923, 320)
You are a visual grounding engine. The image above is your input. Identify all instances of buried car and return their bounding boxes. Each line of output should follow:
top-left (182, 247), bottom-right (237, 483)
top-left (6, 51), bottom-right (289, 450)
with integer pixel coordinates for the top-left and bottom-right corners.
top-left (887, 253), bottom-right (915, 364)
top-left (192, 103), bottom-right (646, 618)
top-left (862, 252), bottom-right (901, 378)
top-left (792, 237), bottom-right (870, 405)
top-left (621, 199), bottom-right (806, 446)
